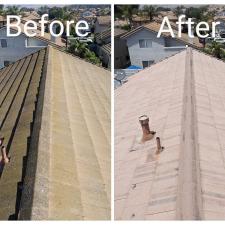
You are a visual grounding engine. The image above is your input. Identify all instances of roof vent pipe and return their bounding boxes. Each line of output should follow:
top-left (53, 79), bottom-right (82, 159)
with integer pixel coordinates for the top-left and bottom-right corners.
top-left (1, 146), bottom-right (10, 164)
top-left (139, 115), bottom-right (155, 143)
top-left (156, 137), bottom-right (164, 154)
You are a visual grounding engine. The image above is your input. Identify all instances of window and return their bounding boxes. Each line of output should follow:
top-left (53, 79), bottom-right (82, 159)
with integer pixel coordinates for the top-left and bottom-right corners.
top-left (142, 60), bottom-right (154, 68)
top-left (1, 39), bottom-right (7, 48)
top-left (4, 61), bottom-right (10, 67)
top-left (139, 39), bottom-right (152, 48)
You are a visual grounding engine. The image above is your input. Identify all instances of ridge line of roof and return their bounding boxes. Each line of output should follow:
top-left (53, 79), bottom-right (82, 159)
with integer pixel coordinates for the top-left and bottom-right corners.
top-left (19, 46), bottom-right (50, 220)
top-left (176, 47), bottom-right (203, 219)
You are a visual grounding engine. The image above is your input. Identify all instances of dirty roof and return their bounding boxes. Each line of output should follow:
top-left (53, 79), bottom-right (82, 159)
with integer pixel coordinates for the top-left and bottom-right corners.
top-left (0, 48), bottom-right (47, 220)
top-left (95, 28), bottom-right (111, 42)
top-left (96, 16), bottom-right (111, 26)
top-left (101, 43), bottom-right (111, 55)
top-left (0, 46), bottom-right (111, 220)
top-left (121, 22), bottom-right (203, 49)
top-left (115, 48), bottom-right (225, 220)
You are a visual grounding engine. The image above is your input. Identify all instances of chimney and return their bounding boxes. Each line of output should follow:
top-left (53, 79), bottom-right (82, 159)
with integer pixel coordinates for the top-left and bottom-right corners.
top-left (139, 115), bottom-right (155, 143)
top-left (156, 137), bottom-right (164, 154)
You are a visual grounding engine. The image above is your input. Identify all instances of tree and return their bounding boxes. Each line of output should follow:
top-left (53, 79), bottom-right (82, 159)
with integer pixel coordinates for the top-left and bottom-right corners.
top-left (142, 5), bottom-right (158, 22)
top-left (114, 5), bottom-right (139, 28)
top-left (5, 5), bottom-right (20, 15)
top-left (37, 6), bottom-right (49, 16)
top-left (204, 41), bottom-right (225, 59)
top-left (173, 6), bottom-right (184, 17)
top-left (67, 39), bottom-right (101, 65)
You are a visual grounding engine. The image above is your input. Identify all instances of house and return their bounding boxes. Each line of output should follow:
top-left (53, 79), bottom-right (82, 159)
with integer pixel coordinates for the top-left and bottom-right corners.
top-left (115, 48), bottom-right (225, 220)
top-left (94, 16), bottom-right (111, 33)
top-left (132, 15), bottom-right (150, 28)
top-left (99, 43), bottom-right (111, 68)
top-left (95, 28), bottom-right (111, 68)
top-left (121, 22), bottom-right (203, 68)
top-left (214, 16), bottom-right (225, 34)
top-left (0, 16), bottom-right (6, 28)
top-left (0, 46), bottom-right (111, 220)
top-left (0, 27), bottom-right (47, 69)
top-left (114, 28), bottom-right (130, 69)
top-left (95, 28), bottom-right (111, 45)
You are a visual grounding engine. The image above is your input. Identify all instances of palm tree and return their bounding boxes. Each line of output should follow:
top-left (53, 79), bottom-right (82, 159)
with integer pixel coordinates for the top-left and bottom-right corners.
top-left (68, 39), bottom-right (101, 65)
top-left (204, 41), bottom-right (225, 59)
top-left (142, 5), bottom-right (158, 22)
top-left (115, 5), bottom-right (139, 28)
top-left (68, 39), bottom-right (88, 58)
top-left (173, 6), bottom-right (184, 17)
top-left (5, 5), bottom-right (20, 15)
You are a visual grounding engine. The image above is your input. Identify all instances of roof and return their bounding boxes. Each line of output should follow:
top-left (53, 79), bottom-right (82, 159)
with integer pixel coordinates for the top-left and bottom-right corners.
top-left (95, 28), bottom-right (111, 42)
top-left (22, 11), bottom-right (41, 21)
top-left (114, 28), bottom-right (127, 38)
top-left (0, 16), bottom-right (6, 22)
top-left (101, 43), bottom-right (111, 55)
top-left (96, 16), bottom-right (111, 26)
top-left (0, 48), bottom-right (47, 220)
top-left (0, 46), bottom-right (111, 220)
top-left (115, 48), bottom-right (225, 220)
top-left (121, 22), bottom-right (203, 49)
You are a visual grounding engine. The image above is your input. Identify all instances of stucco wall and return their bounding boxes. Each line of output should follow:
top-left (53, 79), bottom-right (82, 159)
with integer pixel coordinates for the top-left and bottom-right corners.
top-left (114, 37), bottom-right (130, 69)
top-left (0, 28), bottom-right (47, 69)
top-left (125, 28), bottom-right (185, 67)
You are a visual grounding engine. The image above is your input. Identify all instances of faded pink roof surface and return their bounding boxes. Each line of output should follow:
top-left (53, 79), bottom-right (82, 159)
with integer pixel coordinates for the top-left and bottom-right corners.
top-left (115, 48), bottom-right (225, 220)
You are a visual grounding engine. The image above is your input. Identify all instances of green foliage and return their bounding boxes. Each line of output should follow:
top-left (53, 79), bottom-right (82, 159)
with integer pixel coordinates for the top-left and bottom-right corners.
top-left (142, 5), bottom-right (158, 21)
top-left (120, 24), bottom-right (131, 31)
top-left (114, 5), bottom-right (139, 25)
top-left (173, 6), bottom-right (184, 17)
top-left (204, 41), bottom-right (225, 60)
top-left (68, 39), bottom-right (101, 65)
top-left (5, 5), bottom-right (20, 15)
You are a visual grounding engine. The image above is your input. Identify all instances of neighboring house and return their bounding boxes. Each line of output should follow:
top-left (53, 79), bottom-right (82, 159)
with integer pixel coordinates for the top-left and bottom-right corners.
top-left (95, 28), bottom-right (111, 45)
top-left (214, 17), bottom-right (225, 34)
top-left (0, 46), bottom-right (111, 220)
top-left (94, 16), bottom-right (111, 33)
top-left (115, 47), bottom-right (225, 220)
top-left (0, 16), bottom-right (6, 28)
top-left (95, 28), bottom-right (111, 68)
top-left (114, 28), bottom-right (130, 69)
top-left (132, 15), bottom-right (150, 28)
top-left (0, 27), bottom-right (47, 69)
top-left (99, 43), bottom-right (111, 68)
top-left (121, 22), bottom-right (203, 68)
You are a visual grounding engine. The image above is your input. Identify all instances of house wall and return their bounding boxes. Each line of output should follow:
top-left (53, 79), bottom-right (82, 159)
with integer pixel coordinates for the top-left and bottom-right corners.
top-left (114, 37), bottom-right (130, 69)
top-left (0, 27), bottom-right (47, 69)
top-left (215, 19), bottom-right (225, 33)
top-left (125, 28), bottom-right (186, 67)
top-left (94, 21), bottom-right (108, 34)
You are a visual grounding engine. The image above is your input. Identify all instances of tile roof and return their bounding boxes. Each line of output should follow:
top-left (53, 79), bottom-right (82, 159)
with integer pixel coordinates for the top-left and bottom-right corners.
top-left (95, 28), bottom-right (111, 42)
top-left (114, 28), bottom-right (127, 38)
top-left (121, 22), bottom-right (203, 49)
top-left (0, 46), bottom-right (111, 220)
top-left (101, 43), bottom-right (111, 55)
top-left (97, 16), bottom-right (111, 26)
top-left (115, 48), bottom-right (225, 220)
top-left (0, 48), bottom-right (47, 220)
